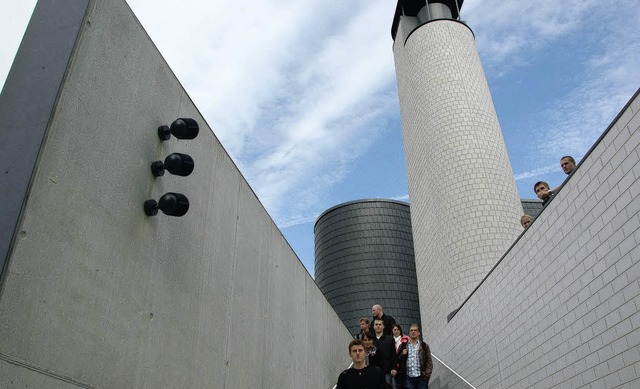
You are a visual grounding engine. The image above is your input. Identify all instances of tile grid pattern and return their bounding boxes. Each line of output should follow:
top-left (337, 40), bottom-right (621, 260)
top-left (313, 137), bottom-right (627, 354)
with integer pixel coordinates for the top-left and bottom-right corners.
top-left (315, 200), bottom-right (422, 336)
top-left (393, 18), bottom-right (523, 341)
top-left (435, 92), bottom-right (640, 388)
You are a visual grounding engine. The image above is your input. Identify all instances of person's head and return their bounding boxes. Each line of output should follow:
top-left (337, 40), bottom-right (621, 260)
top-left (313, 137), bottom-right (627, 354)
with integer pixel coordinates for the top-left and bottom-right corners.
top-left (362, 332), bottom-right (374, 350)
top-left (560, 156), bottom-right (576, 175)
top-left (392, 324), bottom-right (403, 337)
top-left (534, 181), bottom-right (550, 200)
top-left (359, 318), bottom-right (369, 331)
top-left (373, 318), bottom-right (384, 335)
top-left (409, 324), bottom-right (421, 340)
top-left (371, 304), bottom-right (383, 319)
top-left (520, 214), bottom-right (533, 228)
top-left (348, 340), bottom-right (366, 364)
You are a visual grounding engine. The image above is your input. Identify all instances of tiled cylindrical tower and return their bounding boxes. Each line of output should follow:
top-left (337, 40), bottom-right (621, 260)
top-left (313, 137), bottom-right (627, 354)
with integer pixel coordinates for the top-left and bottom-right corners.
top-left (391, 1), bottom-right (523, 342)
top-left (314, 199), bottom-right (421, 336)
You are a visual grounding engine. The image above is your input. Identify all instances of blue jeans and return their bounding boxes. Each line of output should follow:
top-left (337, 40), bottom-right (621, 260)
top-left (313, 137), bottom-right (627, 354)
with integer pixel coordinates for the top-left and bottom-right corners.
top-left (405, 375), bottom-right (428, 389)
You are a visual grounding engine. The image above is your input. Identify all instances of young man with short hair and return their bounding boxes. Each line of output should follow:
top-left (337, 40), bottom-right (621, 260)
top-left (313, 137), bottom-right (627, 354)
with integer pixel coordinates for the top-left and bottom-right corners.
top-left (337, 339), bottom-right (386, 389)
top-left (355, 318), bottom-right (370, 339)
top-left (397, 324), bottom-right (433, 389)
top-left (534, 181), bottom-right (553, 205)
top-left (370, 318), bottom-right (397, 388)
top-left (552, 156), bottom-right (577, 193)
top-left (560, 156), bottom-right (576, 175)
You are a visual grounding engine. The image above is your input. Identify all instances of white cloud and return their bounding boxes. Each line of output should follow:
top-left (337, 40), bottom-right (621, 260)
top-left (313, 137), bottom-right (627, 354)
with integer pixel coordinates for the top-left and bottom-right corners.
top-left (513, 163), bottom-right (558, 181)
top-left (3, 0), bottom-right (638, 234)
top-left (465, 1), bottom-right (640, 185)
top-left (127, 0), bottom-right (399, 227)
top-left (533, 4), bottom-right (640, 161)
top-left (389, 194), bottom-right (409, 202)
top-left (464, 0), bottom-right (601, 72)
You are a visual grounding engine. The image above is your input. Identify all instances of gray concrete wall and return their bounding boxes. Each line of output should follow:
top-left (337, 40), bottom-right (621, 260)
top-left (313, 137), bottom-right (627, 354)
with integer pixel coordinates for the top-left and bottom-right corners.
top-left (433, 90), bottom-right (640, 388)
top-left (0, 1), bottom-right (352, 388)
top-left (0, 0), bottom-right (90, 284)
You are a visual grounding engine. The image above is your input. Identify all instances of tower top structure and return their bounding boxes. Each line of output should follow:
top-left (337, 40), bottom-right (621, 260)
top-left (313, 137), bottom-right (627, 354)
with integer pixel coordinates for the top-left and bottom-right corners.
top-left (391, 0), bottom-right (465, 40)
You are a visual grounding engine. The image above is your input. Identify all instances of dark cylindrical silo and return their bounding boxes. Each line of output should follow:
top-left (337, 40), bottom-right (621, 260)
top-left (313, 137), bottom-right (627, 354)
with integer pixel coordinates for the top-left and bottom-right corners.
top-left (314, 199), bottom-right (421, 337)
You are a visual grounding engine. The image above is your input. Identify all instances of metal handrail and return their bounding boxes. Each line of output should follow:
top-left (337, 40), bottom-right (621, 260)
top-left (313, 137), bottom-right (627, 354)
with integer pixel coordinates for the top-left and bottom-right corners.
top-left (431, 353), bottom-right (477, 389)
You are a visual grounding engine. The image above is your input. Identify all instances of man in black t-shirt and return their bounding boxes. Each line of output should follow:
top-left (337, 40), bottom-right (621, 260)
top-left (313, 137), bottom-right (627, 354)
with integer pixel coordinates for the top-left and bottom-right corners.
top-left (337, 339), bottom-right (386, 389)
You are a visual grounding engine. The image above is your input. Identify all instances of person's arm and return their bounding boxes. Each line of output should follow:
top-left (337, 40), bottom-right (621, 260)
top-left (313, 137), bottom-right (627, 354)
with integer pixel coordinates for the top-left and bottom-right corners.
top-left (336, 372), bottom-right (346, 389)
top-left (387, 316), bottom-right (397, 333)
top-left (423, 343), bottom-right (433, 379)
top-left (390, 339), bottom-right (398, 376)
top-left (376, 366), bottom-right (387, 389)
top-left (397, 342), bottom-right (407, 362)
top-left (551, 179), bottom-right (567, 194)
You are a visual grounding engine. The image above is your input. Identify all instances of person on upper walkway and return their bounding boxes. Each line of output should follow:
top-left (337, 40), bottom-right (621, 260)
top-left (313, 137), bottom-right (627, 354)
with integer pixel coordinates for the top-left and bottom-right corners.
top-left (521, 214), bottom-right (533, 228)
top-left (560, 155), bottom-right (576, 175)
top-left (534, 181), bottom-right (553, 205)
top-left (552, 155), bottom-right (577, 193)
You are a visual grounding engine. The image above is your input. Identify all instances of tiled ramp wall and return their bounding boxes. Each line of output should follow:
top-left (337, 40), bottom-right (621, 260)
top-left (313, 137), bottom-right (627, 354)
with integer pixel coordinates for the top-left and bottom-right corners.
top-left (436, 89), bottom-right (640, 388)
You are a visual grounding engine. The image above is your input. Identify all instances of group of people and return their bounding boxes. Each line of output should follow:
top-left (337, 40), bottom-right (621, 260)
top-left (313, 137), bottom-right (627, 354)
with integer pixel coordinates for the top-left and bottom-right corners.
top-left (521, 155), bottom-right (577, 228)
top-left (336, 304), bottom-right (432, 389)
top-left (336, 158), bottom-right (580, 387)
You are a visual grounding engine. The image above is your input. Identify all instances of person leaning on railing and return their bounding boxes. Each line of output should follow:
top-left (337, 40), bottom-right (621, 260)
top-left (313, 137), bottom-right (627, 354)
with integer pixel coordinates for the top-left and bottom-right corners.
top-left (551, 155), bottom-right (576, 193)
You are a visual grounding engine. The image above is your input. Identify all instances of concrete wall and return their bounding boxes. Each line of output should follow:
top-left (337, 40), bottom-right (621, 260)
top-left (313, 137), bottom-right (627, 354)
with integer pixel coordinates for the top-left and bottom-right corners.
top-left (393, 17), bottom-right (523, 341)
top-left (0, 1), bottom-right (352, 388)
top-left (434, 90), bottom-right (640, 388)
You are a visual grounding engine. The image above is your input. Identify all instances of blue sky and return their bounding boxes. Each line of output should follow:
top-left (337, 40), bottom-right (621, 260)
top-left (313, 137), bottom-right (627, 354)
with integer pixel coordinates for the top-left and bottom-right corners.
top-left (2, 0), bottom-right (639, 277)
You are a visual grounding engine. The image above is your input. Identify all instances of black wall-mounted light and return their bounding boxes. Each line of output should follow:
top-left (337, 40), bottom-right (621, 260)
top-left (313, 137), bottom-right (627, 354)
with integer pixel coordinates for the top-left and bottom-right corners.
top-left (151, 153), bottom-right (195, 177)
top-left (144, 192), bottom-right (190, 217)
top-left (158, 118), bottom-right (199, 141)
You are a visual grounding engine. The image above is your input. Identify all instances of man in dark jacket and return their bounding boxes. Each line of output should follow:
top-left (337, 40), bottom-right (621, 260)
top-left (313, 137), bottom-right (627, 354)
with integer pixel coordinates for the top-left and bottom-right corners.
top-left (354, 318), bottom-right (370, 339)
top-left (337, 339), bottom-right (386, 389)
top-left (369, 318), bottom-right (397, 388)
top-left (397, 324), bottom-right (433, 389)
top-left (369, 304), bottom-right (396, 337)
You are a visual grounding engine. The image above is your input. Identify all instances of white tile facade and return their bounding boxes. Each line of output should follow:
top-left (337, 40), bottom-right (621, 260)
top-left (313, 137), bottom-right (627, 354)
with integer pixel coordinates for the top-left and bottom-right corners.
top-left (435, 91), bottom-right (640, 388)
top-left (393, 17), bottom-right (523, 341)
top-left (394, 15), bottom-right (640, 389)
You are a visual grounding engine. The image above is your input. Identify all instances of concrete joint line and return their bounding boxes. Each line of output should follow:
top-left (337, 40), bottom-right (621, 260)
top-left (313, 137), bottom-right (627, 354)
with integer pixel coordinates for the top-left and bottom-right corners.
top-left (0, 352), bottom-right (99, 389)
